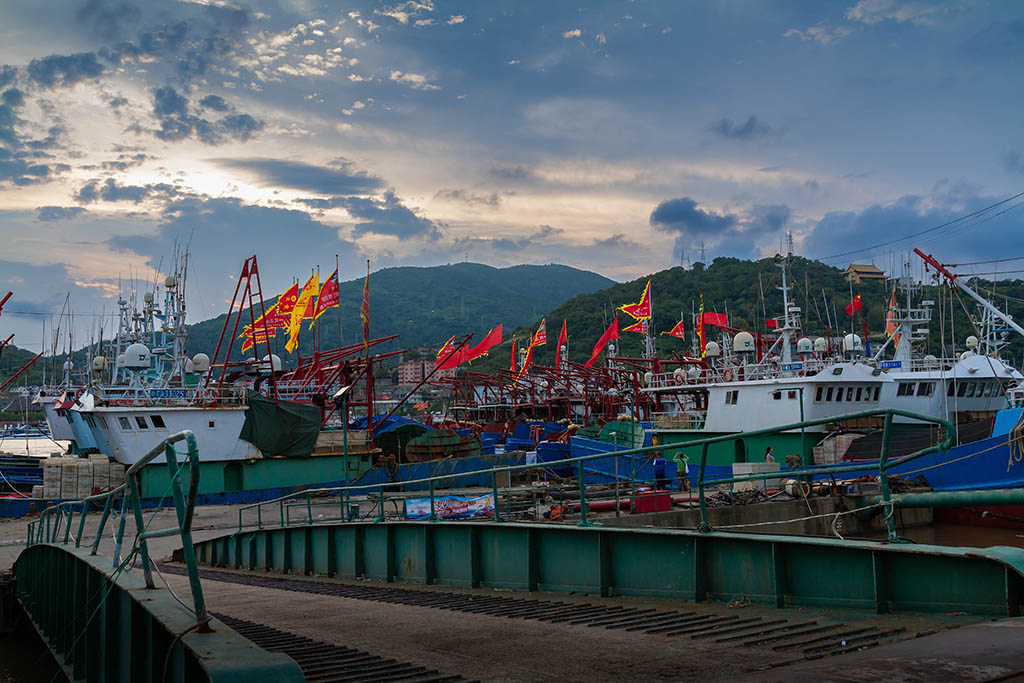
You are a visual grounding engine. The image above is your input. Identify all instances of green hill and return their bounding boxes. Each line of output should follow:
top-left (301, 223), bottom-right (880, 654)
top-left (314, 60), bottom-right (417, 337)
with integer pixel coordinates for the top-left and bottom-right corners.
top-left (467, 256), bottom-right (1024, 372)
top-left (184, 262), bottom-right (614, 363)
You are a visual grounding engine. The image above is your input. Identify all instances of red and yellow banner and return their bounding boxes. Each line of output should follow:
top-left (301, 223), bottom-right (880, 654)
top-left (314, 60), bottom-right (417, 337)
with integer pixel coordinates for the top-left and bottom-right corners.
top-left (618, 280), bottom-right (651, 320)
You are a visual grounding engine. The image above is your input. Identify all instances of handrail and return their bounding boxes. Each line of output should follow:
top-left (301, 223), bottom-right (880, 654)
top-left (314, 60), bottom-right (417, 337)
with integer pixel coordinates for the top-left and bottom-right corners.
top-left (26, 430), bottom-right (209, 627)
top-left (228, 408), bottom-right (953, 541)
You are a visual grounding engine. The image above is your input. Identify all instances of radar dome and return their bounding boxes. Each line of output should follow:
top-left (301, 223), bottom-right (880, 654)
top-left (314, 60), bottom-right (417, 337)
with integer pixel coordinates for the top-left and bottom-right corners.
top-left (164, 275), bottom-right (177, 288)
top-left (733, 331), bottom-right (755, 353)
top-left (924, 354), bottom-right (938, 365)
top-left (704, 341), bottom-right (721, 357)
top-left (184, 358), bottom-right (195, 374)
top-left (143, 292), bottom-right (154, 304)
top-left (841, 334), bottom-right (863, 354)
top-left (960, 350), bottom-right (976, 360)
top-left (813, 337), bottom-right (828, 353)
top-left (966, 335), bottom-right (979, 349)
top-left (91, 357), bottom-right (106, 371)
top-left (116, 354), bottom-right (125, 368)
top-left (261, 354), bottom-right (283, 372)
top-left (123, 343), bottom-right (151, 368)
top-left (643, 371), bottom-right (654, 386)
top-left (191, 353), bottom-right (211, 373)
top-left (797, 337), bottom-right (813, 354)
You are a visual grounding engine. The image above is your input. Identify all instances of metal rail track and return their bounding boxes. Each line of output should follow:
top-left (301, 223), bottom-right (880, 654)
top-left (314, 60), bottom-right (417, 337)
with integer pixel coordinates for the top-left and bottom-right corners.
top-left (161, 564), bottom-right (956, 667)
top-left (213, 613), bottom-right (471, 683)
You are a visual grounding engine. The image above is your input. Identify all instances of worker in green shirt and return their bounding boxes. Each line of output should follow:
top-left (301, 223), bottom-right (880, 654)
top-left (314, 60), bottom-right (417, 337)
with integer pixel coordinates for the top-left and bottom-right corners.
top-left (672, 452), bottom-right (690, 491)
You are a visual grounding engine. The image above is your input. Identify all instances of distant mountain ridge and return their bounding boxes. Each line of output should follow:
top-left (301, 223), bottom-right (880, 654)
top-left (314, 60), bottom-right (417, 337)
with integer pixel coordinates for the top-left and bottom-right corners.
top-left (185, 262), bottom-right (615, 361)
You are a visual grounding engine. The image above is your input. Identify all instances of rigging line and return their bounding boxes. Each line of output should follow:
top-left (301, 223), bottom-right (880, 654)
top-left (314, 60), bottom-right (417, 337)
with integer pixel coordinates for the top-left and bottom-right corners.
top-left (815, 190), bottom-right (1024, 262)
top-left (948, 256), bottom-right (1024, 267)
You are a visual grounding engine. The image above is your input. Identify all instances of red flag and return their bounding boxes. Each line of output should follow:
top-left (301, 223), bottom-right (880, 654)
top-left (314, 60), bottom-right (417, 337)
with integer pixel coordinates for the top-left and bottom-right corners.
top-left (584, 316), bottom-right (619, 368)
top-left (517, 344), bottom-right (534, 380)
top-left (467, 324), bottom-right (502, 361)
top-left (886, 289), bottom-right (900, 349)
top-left (700, 311), bottom-right (728, 328)
top-left (624, 319), bottom-right (648, 334)
top-left (618, 280), bottom-right (652, 320)
top-left (510, 335), bottom-right (516, 372)
top-left (661, 319), bottom-right (685, 340)
top-left (530, 318), bottom-right (546, 347)
top-left (765, 319), bottom-right (778, 329)
top-left (311, 268), bottom-right (339, 323)
top-left (555, 320), bottom-right (567, 368)
top-left (845, 293), bottom-right (863, 317)
top-left (436, 335), bottom-right (467, 369)
top-left (360, 266), bottom-right (370, 348)
top-left (267, 283), bottom-right (299, 329)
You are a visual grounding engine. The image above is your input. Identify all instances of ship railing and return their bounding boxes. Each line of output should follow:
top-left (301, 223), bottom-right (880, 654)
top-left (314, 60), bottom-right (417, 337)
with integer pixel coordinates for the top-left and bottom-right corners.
top-left (25, 430), bottom-right (209, 623)
top-left (646, 358), bottom-right (833, 389)
top-left (230, 408), bottom-right (953, 543)
top-left (20, 430), bottom-right (304, 680)
top-left (100, 385), bottom-right (249, 407)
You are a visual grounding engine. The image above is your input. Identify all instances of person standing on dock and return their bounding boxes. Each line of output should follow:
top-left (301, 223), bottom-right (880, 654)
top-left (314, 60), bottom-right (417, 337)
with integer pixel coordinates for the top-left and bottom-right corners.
top-left (672, 451), bottom-right (690, 491)
top-left (764, 446), bottom-right (775, 463)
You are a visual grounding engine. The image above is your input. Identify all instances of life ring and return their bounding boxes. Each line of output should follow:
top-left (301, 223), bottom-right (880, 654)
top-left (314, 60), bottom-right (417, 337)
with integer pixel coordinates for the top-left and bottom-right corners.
top-left (722, 367), bottom-right (735, 382)
top-left (675, 374), bottom-right (686, 386)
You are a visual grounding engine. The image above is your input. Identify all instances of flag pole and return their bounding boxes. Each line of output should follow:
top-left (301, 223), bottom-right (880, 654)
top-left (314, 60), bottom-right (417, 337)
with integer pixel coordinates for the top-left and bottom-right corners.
top-left (336, 253), bottom-right (342, 350)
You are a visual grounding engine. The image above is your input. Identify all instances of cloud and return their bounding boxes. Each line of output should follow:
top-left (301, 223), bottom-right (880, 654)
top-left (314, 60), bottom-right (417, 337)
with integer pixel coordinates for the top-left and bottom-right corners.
top-left (217, 158), bottom-right (384, 195)
top-left (75, 177), bottom-right (189, 204)
top-left (0, 66), bottom-right (15, 90)
top-left (746, 204), bottom-right (791, 234)
top-left (35, 206), bottom-right (88, 221)
top-left (846, 0), bottom-right (945, 26)
top-left (488, 164), bottom-right (535, 182)
top-left (447, 15), bottom-right (465, 25)
top-left (109, 197), bottom-right (361, 303)
top-left (150, 86), bottom-right (264, 144)
top-left (707, 116), bottom-right (774, 140)
top-left (2, 89), bottom-right (25, 108)
top-left (27, 52), bottom-right (107, 88)
top-left (336, 191), bottom-right (442, 239)
top-left (650, 197), bottom-right (737, 235)
top-left (595, 233), bottom-right (638, 249)
top-left (562, 28), bottom-right (582, 38)
top-left (77, 0), bottom-right (142, 40)
top-left (433, 188), bottom-right (502, 207)
top-left (0, 150), bottom-right (68, 186)
top-left (388, 70), bottom-right (440, 90)
top-left (783, 24), bottom-right (853, 45)
top-left (199, 94), bottom-right (229, 111)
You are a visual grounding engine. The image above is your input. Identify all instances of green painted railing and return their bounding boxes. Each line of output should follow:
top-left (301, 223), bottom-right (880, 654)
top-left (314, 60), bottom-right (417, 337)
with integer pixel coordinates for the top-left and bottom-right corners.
top-left (231, 408), bottom-right (955, 542)
top-left (18, 431), bottom-right (304, 683)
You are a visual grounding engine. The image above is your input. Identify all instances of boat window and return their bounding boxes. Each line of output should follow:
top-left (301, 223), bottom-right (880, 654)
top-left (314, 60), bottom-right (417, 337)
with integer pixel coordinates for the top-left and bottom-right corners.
top-left (772, 391), bottom-right (782, 401)
top-left (814, 386), bottom-right (823, 402)
top-left (825, 387), bottom-right (834, 401)
top-left (135, 416), bottom-right (149, 429)
top-left (97, 416), bottom-right (107, 429)
top-left (966, 382), bottom-right (977, 398)
top-left (118, 417), bottom-right (131, 430)
top-left (873, 386), bottom-right (880, 401)
top-left (855, 387), bottom-right (863, 402)
top-left (788, 390), bottom-right (797, 400)
top-left (208, 420), bottom-right (216, 429)
top-left (84, 414), bottom-right (96, 428)
top-left (957, 382), bottom-right (968, 398)
top-left (897, 382), bottom-right (914, 397)
top-left (916, 382), bottom-right (934, 397)
top-left (948, 381), bottom-right (956, 397)
top-left (834, 387), bottom-right (843, 402)
top-left (863, 387), bottom-right (872, 402)
top-left (151, 415), bottom-right (166, 429)
top-left (845, 387), bottom-right (855, 402)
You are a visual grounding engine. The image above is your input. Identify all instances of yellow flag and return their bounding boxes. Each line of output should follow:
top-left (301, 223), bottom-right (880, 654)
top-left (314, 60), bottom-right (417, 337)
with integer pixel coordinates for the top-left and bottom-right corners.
top-left (285, 272), bottom-right (319, 353)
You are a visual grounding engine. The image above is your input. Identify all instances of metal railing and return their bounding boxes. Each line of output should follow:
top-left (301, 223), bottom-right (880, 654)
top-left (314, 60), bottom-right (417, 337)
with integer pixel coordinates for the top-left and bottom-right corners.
top-left (26, 430), bottom-right (209, 625)
top-left (228, 408), bottom-right (954, 543)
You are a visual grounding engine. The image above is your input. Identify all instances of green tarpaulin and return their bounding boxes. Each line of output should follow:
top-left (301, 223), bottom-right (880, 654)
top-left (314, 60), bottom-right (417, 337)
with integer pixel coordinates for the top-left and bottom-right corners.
top-left (239, 392), bottom-right (322, 458)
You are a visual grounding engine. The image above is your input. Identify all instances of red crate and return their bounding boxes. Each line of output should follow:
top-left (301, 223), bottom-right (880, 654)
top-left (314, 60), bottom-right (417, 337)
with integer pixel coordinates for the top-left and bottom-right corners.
top-left (631, 491), bottom-right (671, 513)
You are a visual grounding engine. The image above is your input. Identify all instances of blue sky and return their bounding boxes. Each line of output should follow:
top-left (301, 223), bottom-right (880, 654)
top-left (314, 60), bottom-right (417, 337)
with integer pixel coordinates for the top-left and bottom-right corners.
top-left (0, 0), bottom-right (1022, 349)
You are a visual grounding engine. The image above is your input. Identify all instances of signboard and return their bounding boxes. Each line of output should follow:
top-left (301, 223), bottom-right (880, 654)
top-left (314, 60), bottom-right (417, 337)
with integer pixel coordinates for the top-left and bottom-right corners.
top-left (880, 360), bottom-right (902, 369)
top-left (150, 389), bottom-right (188, 399)
top-left (404, 493), bottom-right (495, 520)
top-left (780, 363), bottom-right (803, 372)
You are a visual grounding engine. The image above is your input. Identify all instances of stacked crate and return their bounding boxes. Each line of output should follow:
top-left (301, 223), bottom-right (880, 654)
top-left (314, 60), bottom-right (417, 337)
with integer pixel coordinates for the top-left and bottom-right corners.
top-left (42, 458), bottom-right (62, 499)
top-left (75, 460), bottom-right (94, 498)
top-left (109, 462), bottom-right (127, 489)
top-left (90, 454), bottom-right (111, 493)
top-left (59, 458), bottom-right (78, 498)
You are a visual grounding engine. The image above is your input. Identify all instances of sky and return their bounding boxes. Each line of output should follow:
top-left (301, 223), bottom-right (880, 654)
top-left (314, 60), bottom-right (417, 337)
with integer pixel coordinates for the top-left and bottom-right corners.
top-left (0, 0), bottom-right (1022, 350)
